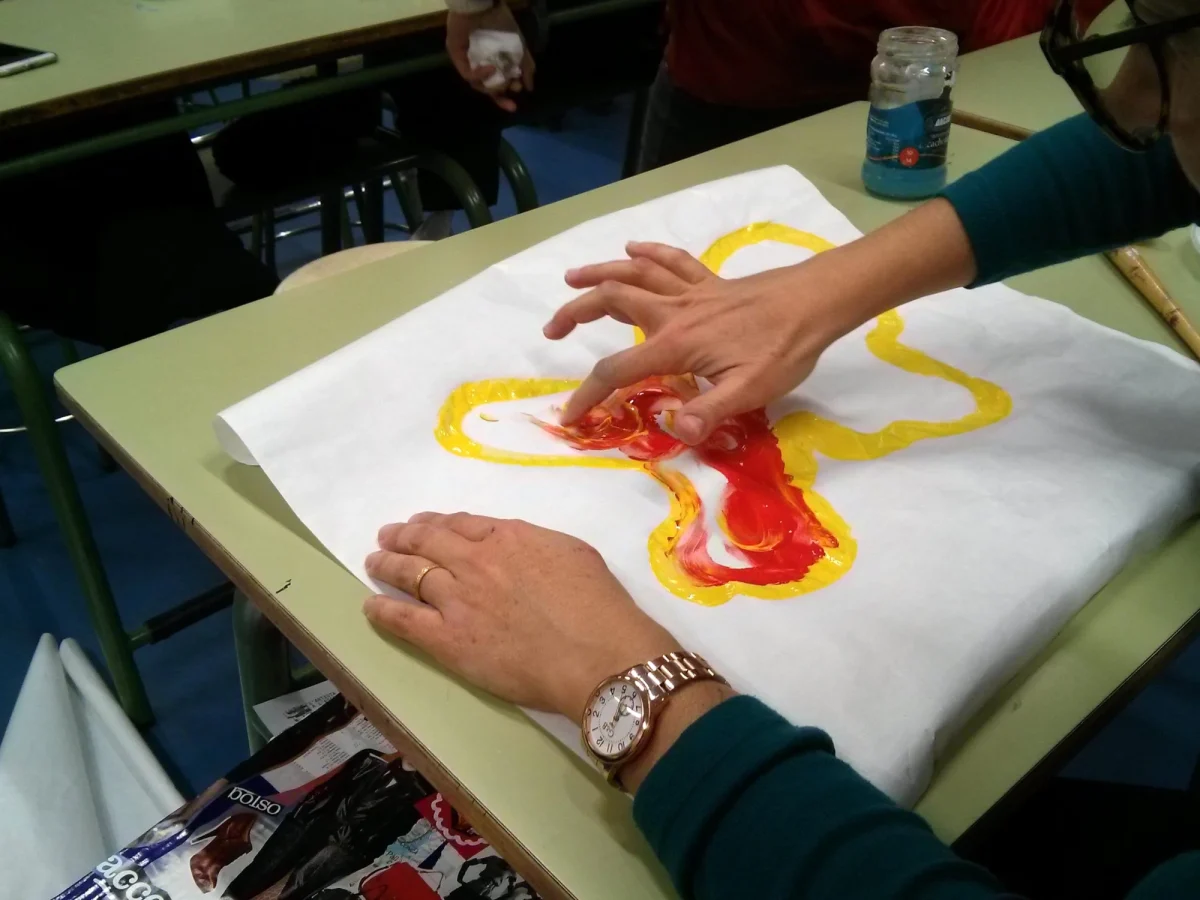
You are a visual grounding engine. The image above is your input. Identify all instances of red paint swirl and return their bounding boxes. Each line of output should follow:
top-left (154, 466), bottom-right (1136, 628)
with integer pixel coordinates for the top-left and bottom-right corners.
top-left (536, 377), bottom-right (838, 587)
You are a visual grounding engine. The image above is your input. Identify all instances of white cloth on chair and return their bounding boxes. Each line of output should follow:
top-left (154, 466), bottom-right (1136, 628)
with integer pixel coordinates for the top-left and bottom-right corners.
top-left (0, 635), bottom-right (183, 898)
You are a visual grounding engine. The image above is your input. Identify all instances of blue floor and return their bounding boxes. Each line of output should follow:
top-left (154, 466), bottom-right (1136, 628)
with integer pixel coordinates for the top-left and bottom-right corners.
top-left (3, 94), bottom-right (1200, 802)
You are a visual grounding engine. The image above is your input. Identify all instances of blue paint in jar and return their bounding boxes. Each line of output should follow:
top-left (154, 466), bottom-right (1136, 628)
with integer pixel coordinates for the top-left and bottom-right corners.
top-left (862, 27), bottom-right (959, 199)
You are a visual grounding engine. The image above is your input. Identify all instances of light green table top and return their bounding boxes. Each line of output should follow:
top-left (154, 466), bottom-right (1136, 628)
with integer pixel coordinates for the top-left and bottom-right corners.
top-left (0, 0), bottom-right (444, 128)
top-left (953, 33), bottom-right (1079, 134)
top-left (57, 101), bottom-right (1200, 899)
top-left (953, 3), bottom-right (1129, 135)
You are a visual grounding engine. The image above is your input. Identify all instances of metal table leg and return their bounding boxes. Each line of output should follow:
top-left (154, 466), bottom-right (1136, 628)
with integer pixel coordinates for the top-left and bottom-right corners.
top-left (0, 312), bottom-right (152, 725)
top-left (233, 590), bottom-right (294, 751)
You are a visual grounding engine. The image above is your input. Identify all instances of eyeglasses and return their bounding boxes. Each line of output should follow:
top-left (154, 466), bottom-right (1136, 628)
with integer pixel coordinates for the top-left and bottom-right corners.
top-left (1041, 0), bottom-right (1200, 150)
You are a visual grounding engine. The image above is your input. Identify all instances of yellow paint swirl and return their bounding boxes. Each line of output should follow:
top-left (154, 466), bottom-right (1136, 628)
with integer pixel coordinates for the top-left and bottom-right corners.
top-left (435, 223), bottom-right (1012, 605)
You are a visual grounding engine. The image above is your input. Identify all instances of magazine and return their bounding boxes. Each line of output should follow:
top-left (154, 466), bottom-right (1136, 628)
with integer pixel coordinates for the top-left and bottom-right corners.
top-left (55, 694), bottom-right (537, 900)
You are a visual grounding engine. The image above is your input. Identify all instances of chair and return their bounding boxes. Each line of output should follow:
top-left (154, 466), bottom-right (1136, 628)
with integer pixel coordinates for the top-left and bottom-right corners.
top-left (206, 127), bottom-right (496, 270)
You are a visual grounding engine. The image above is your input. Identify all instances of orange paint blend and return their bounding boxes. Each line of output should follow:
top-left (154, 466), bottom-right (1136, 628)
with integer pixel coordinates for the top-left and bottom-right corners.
top-left (535, 376), bottom-right (838, 588)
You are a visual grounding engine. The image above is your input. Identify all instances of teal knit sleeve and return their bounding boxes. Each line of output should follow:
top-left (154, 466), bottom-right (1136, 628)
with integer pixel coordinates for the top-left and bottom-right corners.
top-left (632, 696), bottom-right (1016, 900)
top-left (940, 114), bottom-right (1199, 285)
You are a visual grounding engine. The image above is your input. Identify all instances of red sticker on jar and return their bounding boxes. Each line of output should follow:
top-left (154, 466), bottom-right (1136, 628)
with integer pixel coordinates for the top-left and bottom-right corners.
top-left (899, 147), bottom-right (920, 167)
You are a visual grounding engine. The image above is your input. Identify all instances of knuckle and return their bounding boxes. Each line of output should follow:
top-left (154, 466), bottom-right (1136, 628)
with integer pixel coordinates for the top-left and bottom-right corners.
top-left (405, 525), bottom-right (430, 553)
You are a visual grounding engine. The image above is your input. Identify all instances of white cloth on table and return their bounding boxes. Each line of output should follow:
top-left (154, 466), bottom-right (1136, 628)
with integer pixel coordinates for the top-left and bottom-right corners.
top-left (214, 166), bottom-right (1200, 804)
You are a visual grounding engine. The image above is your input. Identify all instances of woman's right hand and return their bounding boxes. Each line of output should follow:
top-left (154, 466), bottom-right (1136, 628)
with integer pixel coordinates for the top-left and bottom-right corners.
top-left (545, 242), bottom-right (866, 444)
top-left (544, 198), bottom-right (978, 444)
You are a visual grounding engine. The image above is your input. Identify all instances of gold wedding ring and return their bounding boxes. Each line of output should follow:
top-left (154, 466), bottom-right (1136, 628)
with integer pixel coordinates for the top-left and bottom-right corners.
top-left (412, 563), bottom-right (443, 603)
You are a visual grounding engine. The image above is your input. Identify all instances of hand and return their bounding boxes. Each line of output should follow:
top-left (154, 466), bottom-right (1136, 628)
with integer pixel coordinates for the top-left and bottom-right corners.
top-left (363, 512), bottom-right (679, 720)
top-left (446, 4), bottom-right (535, 113)
top-left (544, 199), bottom-right (979, 444)
top-left (545, 242), bottom-right (857, 444)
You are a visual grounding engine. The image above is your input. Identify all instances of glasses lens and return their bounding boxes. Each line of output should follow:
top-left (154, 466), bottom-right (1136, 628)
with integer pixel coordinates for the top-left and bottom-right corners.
top-left (1071, 3), bottom-right (1164, 143)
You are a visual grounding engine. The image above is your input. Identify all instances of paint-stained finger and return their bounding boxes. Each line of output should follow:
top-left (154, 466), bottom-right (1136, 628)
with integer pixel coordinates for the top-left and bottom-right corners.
top-left (561, 340), bottom-right (683, 424)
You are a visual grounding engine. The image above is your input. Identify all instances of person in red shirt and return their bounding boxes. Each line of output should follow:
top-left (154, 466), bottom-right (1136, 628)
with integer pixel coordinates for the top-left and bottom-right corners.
top-left (444, 1), bottom-right (1061, 172)
top-left (637, 0), bottom-right (1059, 171)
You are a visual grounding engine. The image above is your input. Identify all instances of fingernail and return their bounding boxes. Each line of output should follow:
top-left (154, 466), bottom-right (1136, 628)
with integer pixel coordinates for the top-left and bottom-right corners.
top-left (676, 413), bottom-right (703, 443)
top-left (365, 550), bottom-right (383, 571)
top-left (564, 267), bottom-right (580, 280)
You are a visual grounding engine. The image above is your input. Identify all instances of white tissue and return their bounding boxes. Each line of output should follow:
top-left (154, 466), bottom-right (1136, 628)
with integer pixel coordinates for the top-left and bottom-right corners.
top-left (468, 29), bottom-right (523, 90)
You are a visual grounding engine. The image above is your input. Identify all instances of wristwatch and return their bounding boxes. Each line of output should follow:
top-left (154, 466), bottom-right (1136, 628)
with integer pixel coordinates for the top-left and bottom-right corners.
top-left (581, 650), bottom-right (726, 787)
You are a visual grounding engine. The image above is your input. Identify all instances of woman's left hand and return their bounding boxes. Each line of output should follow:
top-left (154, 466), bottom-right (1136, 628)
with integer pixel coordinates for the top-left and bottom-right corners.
top-left (363, 512), bottom-right (679, 720)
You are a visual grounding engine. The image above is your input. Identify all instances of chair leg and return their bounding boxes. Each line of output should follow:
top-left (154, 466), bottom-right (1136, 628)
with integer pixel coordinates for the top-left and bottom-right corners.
top-left (319, 189), bottom-right (343, 256)
top-left (410, 152), bottom-right (493, 230)
top-left (262, 207), bottom-right (277, 275)
top-left (498, 138), bottom-right (539, 213)
top-left (250, 213), bottom-right (264, 261)
top-left (341, 190), bottom-right (357, 250)
top-left (623, 85), bottom-right (651, 179)
top-left (362, 179), bottom-right (385, 244)
top-left (0, 483), bottom-right (15, 547)
top-left (233, 590), bottom-right (293, 752)
top-left (389, 170), bottom-right (425, 233)
top-left (0, 312), bottom-right (152, 725)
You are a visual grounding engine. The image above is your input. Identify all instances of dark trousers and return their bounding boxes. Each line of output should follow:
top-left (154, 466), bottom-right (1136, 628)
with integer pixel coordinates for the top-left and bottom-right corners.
top-left (958, 776), bottom-right (1200, 899)
top-left (636, 64), bottom-right (842, 173)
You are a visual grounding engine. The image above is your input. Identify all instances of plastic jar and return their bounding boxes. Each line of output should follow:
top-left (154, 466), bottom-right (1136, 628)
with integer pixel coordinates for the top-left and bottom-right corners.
top-left (862, 27), bottom-right (959, 199)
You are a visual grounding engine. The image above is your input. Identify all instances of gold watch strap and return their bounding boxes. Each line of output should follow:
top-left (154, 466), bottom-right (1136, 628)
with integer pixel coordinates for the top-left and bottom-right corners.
top-left (627, 650), bottom-right (726, 704)
top-left (601, 651), bottom-right (726, 791)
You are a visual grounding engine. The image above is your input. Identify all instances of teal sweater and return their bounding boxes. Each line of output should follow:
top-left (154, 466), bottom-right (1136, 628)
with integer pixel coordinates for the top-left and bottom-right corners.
top-left (632, 117), bottom-right (1200, 899)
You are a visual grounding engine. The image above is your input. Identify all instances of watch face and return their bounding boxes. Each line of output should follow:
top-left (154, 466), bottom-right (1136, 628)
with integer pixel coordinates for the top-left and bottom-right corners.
top-left (584, 679), bottom-right (647, 761)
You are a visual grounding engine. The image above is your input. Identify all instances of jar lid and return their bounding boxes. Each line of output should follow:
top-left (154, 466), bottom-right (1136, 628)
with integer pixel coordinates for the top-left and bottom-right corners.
top-left (878, 26), bottom-right (958, 61)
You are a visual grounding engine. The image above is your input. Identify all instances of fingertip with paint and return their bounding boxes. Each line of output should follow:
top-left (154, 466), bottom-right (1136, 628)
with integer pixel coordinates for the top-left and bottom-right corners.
top-left (676, 413), bottom-right (704, 444)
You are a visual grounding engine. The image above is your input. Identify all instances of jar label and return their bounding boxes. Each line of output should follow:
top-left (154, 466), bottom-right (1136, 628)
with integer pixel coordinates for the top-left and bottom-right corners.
top-left (865, 93), bottom-right (952, 171)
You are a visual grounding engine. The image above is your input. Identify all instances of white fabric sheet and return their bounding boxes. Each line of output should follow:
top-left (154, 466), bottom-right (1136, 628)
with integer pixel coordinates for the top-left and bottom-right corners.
top-left (216, 167), bottom-right (1200, 803)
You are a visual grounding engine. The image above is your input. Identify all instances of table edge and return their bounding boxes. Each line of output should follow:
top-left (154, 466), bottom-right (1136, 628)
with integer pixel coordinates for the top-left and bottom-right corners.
top-left (0, 11), bottom-right (446, 132)
top-left (951, 594), bottom-right (1200, 848)
top-left (56, 384), bottom-right (576, 900)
